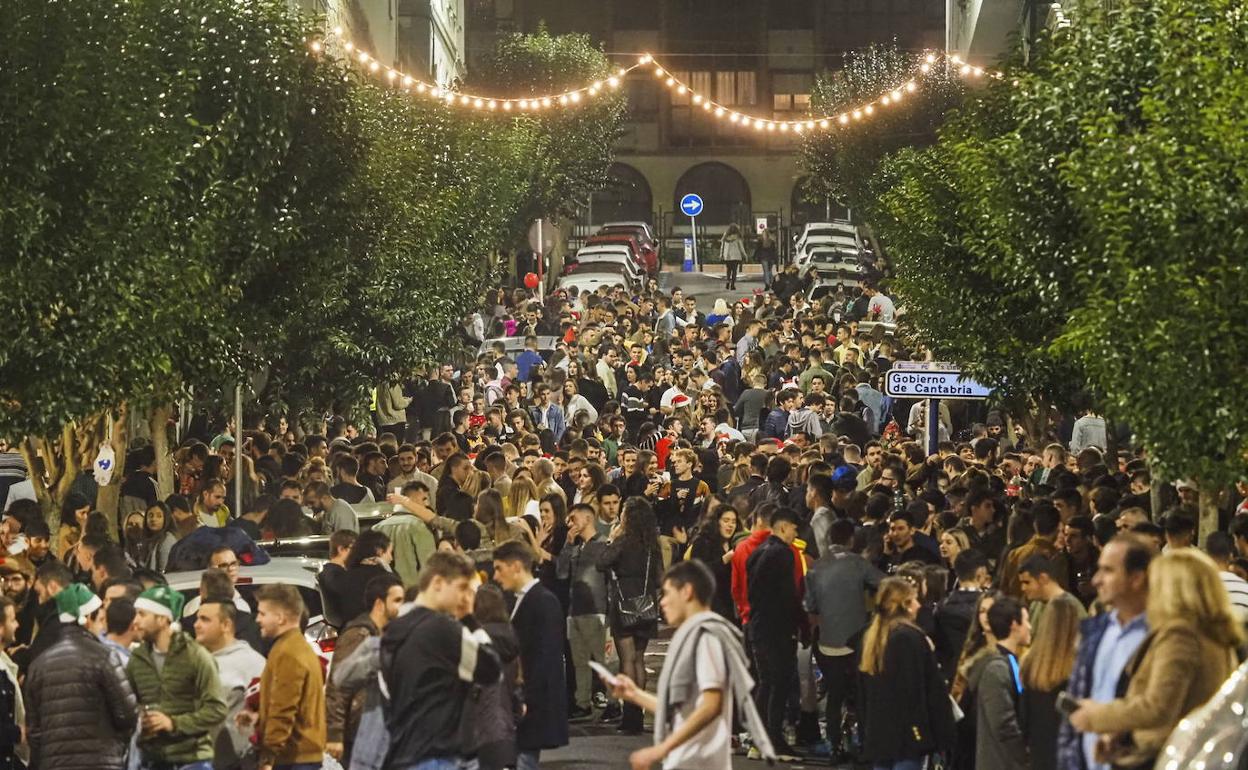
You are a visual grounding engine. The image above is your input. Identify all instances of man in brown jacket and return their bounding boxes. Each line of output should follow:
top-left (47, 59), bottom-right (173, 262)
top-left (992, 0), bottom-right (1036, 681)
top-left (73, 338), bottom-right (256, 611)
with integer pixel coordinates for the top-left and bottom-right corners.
top-left (325, 573), bottom-right (403, 764)
top-left (254, 584), bottom-right (326, 770)
top-left (997, 500), bottom-right (1066, 598)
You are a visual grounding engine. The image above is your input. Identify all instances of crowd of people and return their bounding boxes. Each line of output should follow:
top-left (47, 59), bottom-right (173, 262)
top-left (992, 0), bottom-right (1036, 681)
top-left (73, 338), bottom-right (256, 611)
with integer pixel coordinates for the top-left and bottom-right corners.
top-left (1, 257), bottom-right (1248, 770)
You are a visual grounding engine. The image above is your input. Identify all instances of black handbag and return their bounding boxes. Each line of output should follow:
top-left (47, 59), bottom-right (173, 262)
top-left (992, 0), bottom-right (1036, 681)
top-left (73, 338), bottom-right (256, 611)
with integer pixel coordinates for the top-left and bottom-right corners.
top-left (612, 550), bottom-right (659, 630)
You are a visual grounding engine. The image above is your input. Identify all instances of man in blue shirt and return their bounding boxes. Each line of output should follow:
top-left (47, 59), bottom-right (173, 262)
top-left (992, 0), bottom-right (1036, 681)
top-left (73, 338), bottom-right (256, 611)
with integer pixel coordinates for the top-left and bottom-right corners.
top-left (515, 335), bottom-right (545, 383)
top-left (1058, 535), bottom-right (1153, 770)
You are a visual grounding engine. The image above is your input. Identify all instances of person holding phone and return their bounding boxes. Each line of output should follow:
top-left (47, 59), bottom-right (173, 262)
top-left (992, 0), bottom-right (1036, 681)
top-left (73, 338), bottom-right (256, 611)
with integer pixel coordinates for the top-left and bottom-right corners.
top-left (603, 561), bottom-right (774, 770)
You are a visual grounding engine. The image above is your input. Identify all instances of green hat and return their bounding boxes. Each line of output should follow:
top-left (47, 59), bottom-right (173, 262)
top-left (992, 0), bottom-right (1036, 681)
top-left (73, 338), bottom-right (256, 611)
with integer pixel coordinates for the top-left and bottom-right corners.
top-left (55, 583), bottom-right (102, 625)
top-left (135, 585), bottom-right (185, 622)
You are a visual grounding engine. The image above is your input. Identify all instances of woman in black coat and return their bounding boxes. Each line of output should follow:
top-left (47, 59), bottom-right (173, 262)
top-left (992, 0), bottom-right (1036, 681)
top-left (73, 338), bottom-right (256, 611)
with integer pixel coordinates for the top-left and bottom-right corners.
top-left (596, 497), bottom-right (662, 735)
top-left (687, 503), bottom-right (740, 622)
top-left (858, 576), bottom-right (957, 769)
top-left (335, 530), bottom-right (394, 622)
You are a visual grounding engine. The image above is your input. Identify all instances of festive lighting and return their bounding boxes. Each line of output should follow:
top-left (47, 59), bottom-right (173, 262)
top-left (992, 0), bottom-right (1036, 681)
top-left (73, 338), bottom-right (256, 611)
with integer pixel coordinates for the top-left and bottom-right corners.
top-left (314, 34), bottom-right (1006, 132)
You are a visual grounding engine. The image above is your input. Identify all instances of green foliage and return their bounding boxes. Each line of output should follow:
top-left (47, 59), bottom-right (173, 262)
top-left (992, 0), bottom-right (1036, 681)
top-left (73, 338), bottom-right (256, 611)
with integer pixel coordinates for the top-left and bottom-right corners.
top-left (473, 28), bottom-right (626, 229)
top-left (0, 0), bottom-right (624, 435)
top-left (801, 44), bottom-right (965, 224)
top-left (874, 0), bottom-right (1248, 483)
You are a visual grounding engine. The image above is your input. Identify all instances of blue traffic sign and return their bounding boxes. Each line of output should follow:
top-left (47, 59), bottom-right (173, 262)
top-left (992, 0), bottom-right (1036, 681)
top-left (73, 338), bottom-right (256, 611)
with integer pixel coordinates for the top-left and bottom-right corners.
top-left (680, 193), bottom-right (704, 217)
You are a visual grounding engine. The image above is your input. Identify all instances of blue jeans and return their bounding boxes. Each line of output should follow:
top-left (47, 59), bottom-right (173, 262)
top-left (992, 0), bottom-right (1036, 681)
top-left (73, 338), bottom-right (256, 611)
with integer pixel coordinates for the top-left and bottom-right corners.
top-left (872, 759), bottom-right (926, 770)
top-left (517, 750), bottom-right (541, 770)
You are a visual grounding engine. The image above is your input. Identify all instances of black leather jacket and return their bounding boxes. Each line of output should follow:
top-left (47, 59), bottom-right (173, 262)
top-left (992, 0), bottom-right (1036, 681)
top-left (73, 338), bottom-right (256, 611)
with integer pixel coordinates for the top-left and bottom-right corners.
top-left (24, 624), bottom-right (138, 769)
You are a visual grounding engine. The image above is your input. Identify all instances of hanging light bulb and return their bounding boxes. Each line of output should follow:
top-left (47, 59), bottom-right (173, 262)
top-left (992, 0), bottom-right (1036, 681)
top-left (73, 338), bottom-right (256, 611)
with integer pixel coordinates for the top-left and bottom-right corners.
top-left (310, 41), bottom-right (323, 53)
top-left (881, 95), bottom-right (891, 105)
top-left (518, 99), bottom-right (529, 109)
top-left (714, 107), bottom-right (724, 117)
top-left (503, 100), bottom-right (513, 110)
top-left (702, 101), bottom-right (712, 111)
top-left (891, 89), bottom-right (902, 101)
top-left (906, 81), bottom-right (917, 92)
top-left (343, 41), bottom-right (354, 51)
top-left (607, 76), bottom-right (620, 88)
top-left (864, 105), bottom-right (874, 115)
top-left (729, 113), bottom-right (739, 123)
top-left (541, 97), bottom-right (551, 107)
top-left (925, 53), bottom-right (937, 63)
top-left (838, 114), bottom-right (849, 124)
top-left (570, 91), bottom-right (581, 102)
top-left (333, 25), bottom-right (343, 36)
top-left (559, 94), bottom-right (569, 105)
top-left (386, 69), bottom-right (397, 82)
top-left (852, 110), bottom-right (862, 120)
top-left (779, 122), bottom-right (789, 132)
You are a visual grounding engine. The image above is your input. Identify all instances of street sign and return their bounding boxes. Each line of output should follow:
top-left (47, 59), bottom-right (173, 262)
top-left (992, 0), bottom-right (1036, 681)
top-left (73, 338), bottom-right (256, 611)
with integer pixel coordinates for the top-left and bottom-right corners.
top-left (680, 193), bottom-right (704, 218)
top-left (884, 369), bottom-right (992, 399)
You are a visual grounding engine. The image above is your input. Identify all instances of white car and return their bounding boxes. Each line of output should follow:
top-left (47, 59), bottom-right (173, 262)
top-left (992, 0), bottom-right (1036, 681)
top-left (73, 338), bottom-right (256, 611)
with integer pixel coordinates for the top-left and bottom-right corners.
top-left (796, 234), bottom-right (861, 266)
top-left (795, 221), bottom-right (860, 253)
top-left (569, 245), bottom-right (642, 284)
top-left (801, 248), bottom-right (862, 284)
top-left (557, 268), bottom-right (635, 296)
top-left (166, 556), bottom-right (336, 653)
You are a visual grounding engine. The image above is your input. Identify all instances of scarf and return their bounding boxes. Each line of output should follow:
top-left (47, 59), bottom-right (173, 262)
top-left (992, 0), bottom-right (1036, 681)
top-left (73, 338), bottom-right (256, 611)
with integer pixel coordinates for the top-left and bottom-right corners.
top-left (655, 610), bottom-right (776, 762)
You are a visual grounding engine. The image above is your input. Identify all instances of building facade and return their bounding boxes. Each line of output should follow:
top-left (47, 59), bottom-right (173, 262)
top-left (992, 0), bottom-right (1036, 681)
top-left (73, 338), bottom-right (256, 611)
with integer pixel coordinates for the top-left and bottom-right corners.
top-left (295, 0), bottom-right (466, 86)
top-left (467, 0), bottom-right (943, 257)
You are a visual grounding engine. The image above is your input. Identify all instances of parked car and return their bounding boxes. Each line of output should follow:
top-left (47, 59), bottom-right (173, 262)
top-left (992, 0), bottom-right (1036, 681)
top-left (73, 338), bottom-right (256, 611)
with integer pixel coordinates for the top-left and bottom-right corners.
top-left (795, 220), bottom-right (860, 253)
top-left (585, 233), bottom-right (658, 276)
top-left (598, 221), bottom-right (657, 244)
top-left (796, 234), bottom-right (861, 266)
top-left (801, 248), bottom-right (862, 283)
top-left (165, 557), bottom-right (337, 654)
top-left (567, 245), bottom-right (642, 284)
top-left (557, 267), bottom-right (636, 296)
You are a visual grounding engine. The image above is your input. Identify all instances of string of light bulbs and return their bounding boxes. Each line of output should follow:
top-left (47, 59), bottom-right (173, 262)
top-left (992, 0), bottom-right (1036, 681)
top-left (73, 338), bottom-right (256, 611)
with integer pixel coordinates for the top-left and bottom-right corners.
top-left (310, 29), bottom-right (1007, 130)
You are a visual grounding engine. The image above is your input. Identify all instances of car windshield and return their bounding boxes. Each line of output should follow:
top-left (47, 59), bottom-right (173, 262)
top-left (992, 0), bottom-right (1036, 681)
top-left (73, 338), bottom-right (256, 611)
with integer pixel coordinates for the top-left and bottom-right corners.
top-left (809, 250), bottom-right (858, 263)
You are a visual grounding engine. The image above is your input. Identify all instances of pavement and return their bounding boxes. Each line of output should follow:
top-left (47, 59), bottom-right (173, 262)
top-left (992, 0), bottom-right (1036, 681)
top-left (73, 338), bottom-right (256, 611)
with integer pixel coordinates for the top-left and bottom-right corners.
top-left (658, 265), bottom-right (766, 309)
top-left (543, 634), bottom-right (854, 770)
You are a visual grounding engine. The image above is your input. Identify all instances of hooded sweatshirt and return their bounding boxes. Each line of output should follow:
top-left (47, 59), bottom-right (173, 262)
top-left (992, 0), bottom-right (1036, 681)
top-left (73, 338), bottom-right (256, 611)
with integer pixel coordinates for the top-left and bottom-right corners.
top-left (211, 639), bottom-right (266, 769)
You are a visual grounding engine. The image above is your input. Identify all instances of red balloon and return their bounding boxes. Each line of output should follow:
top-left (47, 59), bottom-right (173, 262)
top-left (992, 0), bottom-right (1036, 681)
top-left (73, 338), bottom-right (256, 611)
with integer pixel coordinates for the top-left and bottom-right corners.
top-left (524, 272), bottom-right (539, 289)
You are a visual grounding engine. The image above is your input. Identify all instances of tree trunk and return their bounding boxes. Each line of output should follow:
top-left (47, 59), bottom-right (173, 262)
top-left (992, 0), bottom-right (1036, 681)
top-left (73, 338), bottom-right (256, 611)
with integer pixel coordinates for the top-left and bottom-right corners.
top-left (149, 403), bottom-right (175, 500)
top-left (1019, 395), bottom-right (1051, 449)
top-left (93, 404), bottom-right (130, 539)
top-left (21, 413), bottom-right (108, 532)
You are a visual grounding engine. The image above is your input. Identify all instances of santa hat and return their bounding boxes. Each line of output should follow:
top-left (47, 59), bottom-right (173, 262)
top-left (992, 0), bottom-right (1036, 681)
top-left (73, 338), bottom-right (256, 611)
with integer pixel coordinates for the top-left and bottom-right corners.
top-left (135, 585), bottom-right (185, 623)
top-left (671, 394), bottom-right (692, 408)
top-left (55, 583), bottom-right (102, 625)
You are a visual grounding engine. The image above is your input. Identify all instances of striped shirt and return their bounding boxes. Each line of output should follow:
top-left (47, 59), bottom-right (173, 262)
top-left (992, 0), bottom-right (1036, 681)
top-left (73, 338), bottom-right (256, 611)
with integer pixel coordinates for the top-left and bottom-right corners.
top-left (1220, 571), bottom-right (1248, 622)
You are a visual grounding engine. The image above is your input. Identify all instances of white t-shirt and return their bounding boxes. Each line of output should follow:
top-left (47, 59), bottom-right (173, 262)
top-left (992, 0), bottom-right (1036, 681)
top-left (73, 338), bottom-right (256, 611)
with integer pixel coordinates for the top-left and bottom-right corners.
top-left (664, 633), bottom-right (733, 770)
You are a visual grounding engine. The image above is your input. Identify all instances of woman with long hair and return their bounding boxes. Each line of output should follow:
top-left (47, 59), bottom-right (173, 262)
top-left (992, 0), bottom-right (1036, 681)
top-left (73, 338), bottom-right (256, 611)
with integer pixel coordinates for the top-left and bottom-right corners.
top-left (596, 497), bottom-right (662, 735)
top-left (687, 504), bottom-right (739, 620)
top-left (719, 222), bottom-right (747, 290)
top-left (140, 501), bottom-right (178, 572)
top-left (505, 475), bottom-right (540, 520)
top-left (949, 590), bottom-right (1000, 770)
top-left (859, 577), bottom-right (957, 769)
top-left (1070, 548), bottom-right (1243, 768)
top-left (939, 527), bottom-right (972, 592)
top-left (475, 489), bottom-right (525, 550)
top-left (1020, 596), bottom-right (1081, 770)
top-left (337, 530), bottom-right (394, 620)
top-left (56, 491), bottom-right (91, 560)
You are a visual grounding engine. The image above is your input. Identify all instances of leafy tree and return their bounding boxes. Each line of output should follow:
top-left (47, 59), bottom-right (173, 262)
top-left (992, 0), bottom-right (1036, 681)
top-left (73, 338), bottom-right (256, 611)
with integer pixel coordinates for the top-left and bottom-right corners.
top-left (801, 44), bottom-right (964, 228)
top-left (472, 28), bottom-right (627, 230)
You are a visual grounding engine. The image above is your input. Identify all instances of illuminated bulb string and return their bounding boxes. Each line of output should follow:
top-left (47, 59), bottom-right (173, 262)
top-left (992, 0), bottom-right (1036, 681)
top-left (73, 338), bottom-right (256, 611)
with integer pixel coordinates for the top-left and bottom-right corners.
top-left (311, 32), bottom-right (1007, 129)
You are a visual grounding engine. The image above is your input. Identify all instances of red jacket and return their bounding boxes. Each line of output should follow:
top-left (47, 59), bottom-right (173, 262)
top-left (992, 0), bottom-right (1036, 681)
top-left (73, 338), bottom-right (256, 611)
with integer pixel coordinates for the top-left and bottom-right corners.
top-left (731, 529), bottom-right (807, 625)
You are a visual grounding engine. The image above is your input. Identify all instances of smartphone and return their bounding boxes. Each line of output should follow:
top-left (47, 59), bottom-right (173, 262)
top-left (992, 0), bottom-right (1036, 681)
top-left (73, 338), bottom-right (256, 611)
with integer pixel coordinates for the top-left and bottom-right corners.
top-left (589, 660), bottom-right (619, 687)
top-left (1056, 691), bottom-right (1079, 716)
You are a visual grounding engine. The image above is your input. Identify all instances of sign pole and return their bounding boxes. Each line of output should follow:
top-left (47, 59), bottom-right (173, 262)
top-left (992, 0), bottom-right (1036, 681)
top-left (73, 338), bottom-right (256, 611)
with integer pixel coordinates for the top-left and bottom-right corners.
top-left (926, 397), bottom-right (940, 456)
top-left (690, 215), bottom-right (698, 270)
top-left (536, 219), bottom-right (544, 297)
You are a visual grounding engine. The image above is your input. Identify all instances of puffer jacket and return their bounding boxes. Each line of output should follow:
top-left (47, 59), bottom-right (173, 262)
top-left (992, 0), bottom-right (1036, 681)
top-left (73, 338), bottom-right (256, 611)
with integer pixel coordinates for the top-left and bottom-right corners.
top-left (24, 623), bottom-right (138, 769)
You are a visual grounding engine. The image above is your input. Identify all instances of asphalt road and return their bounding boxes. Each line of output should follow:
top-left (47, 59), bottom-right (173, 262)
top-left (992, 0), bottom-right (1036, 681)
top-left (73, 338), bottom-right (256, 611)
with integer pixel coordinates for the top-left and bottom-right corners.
top-left (543, 634), bottom-right (853, 770)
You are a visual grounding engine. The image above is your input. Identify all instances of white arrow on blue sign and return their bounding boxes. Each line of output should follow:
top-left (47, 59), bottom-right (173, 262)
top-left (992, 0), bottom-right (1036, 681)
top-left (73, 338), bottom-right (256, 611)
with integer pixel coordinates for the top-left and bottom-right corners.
top-left (680, 193), bottom-right (704, 217)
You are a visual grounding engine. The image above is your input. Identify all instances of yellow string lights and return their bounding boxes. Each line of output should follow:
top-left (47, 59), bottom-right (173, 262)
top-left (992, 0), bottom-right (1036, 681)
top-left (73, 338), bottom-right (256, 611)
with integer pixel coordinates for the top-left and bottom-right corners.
top-left (311, 30), bottom-right (1008, 131)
